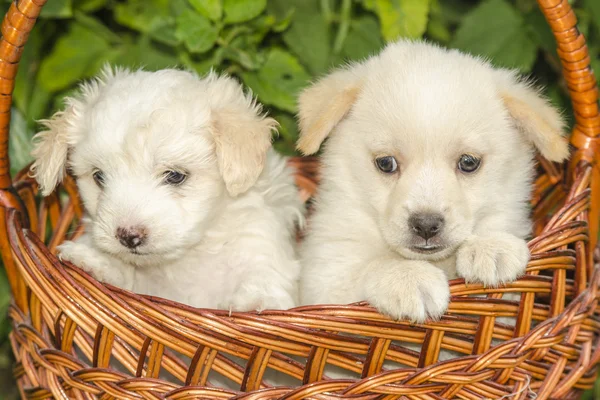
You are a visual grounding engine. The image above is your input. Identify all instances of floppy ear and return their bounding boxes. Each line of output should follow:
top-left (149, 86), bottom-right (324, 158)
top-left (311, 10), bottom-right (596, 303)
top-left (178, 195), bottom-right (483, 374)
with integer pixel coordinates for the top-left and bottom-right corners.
top-left (30, 106), bottom-right (78, 196)
top-left (30, 64), bottom-right (122, 196)
top-left (496, 69), bottom-right (569, 162)
top-left (296, 62), bottom-right (366, 155)
top-left (207, 74), bottom-right (277, 197)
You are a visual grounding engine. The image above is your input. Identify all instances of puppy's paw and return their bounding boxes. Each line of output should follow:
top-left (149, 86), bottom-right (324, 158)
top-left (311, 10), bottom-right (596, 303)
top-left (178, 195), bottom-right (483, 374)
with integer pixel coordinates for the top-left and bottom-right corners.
top-left (364, 259), bottom-right (450, 323)
top-left (228, 283), bottom-right (296, 312)
top-left (58, 241), bottom-right (130, 287)
top-left (456, 233), bottom-right (529, 286)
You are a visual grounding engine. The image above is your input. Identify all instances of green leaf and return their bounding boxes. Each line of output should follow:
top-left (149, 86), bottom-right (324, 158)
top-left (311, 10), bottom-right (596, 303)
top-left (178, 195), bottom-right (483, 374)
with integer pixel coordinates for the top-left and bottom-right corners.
top-left (575, 8), bottom-right (592, 40)
top-left (40, 0), bottom-right (73, 19)
top-left (175, 9), bottom-right (219, 53)
top-left (189, 0), bottom-right (222, 21)
top-left (240, 48), bottom-right (310, 112)
top-left (112, 36), bottom-right (179, 71)
top-left (426, 0), bottom-right (451, 44)
top-left (361, 0), bottom-right (376, 11)
top-left (587, 0), bottom-right (600, 31)
top-left (273, 139), bottom-right (296, 156)
top-left (222, 11), bottom-right (291, 51)
top-left (224, 0), bottom-right (266, 23)
top-left (222, 35), bottom-right (266, 70)
top-left (451, 0), bottom-right (538, 72)
top-left (426, 15), bottom-right (451, 43)
top-left (73, 0), bottom-right (107, 12)
top-left (373, 0), bottom-right (431, 41)
top-left (525, 9), bottom-right (556, 56)
top-left (51, 87), bottom-right (81, 116)
top-left (114, 0), bottom-right (171, 33)
top-left (13, 20), bottom-right (44, 117)
top-left (74, 12), bottom-right (123, 44)
top-left (170, 0), bottom-right (192, 16)
top-left (27, 85), bottom-right (52, 127)
top-left (9, 108), bottom-right (33, 177)
top-left (340, 15), bottom-right (383, 62)
top-left (273, 112), bottom-right (298, 143)
top-left (274, 0), bottom-right (331, 74)
top-left (151, 20), bottom-right (181, 47)
top-left (180, 48), bottom-right (224, 76)
top-left (248, 14), bottom-right (278, 43)
top-left (272, 110), bottom-right (298, 155)
top-left (115, 0), bottom-right (180, 46)
top-left (514, 0), bottom-right (536, 13)
top-left (272, 8), bottom-right (293, 32)
top-left (38, 22), bottom-right (111, 93)
top-left (591, 55), bottom-right (600, 86)
top-left (435, 0), bottom-right (473, 25)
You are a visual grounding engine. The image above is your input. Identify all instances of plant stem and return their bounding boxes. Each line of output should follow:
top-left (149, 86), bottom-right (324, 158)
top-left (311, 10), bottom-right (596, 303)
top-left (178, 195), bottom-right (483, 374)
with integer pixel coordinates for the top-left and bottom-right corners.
top-left (320, 0), bottom-right (333, 23)
top-left (333, 0), bottom-right (352, 54)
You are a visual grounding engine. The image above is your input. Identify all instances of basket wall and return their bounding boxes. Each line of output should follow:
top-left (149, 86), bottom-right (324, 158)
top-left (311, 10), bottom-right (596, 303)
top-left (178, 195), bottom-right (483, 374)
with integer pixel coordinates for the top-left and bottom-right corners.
top-left (0, 0), bottom-right (599, 399)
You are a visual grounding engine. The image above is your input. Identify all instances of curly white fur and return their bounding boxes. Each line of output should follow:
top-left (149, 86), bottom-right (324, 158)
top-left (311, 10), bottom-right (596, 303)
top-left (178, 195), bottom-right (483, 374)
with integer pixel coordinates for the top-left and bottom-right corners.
top-left (31, 66), bottom-right (304, 312)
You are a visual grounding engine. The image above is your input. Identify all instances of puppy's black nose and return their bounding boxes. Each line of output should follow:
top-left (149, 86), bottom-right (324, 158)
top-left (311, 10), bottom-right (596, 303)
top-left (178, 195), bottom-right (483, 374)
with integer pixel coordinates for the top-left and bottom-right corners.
top-left (409, 213), bottom-right (444, 240)
top-left (116, 226), bottom-right (147, 249)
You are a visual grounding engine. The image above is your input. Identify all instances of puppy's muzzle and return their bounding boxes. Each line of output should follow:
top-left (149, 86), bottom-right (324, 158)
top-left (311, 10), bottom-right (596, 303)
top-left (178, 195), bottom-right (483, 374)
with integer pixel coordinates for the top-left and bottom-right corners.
top-left (409, 213), bottom-right (444, 240)
top-left (116, 226), bottom-right (148, 249)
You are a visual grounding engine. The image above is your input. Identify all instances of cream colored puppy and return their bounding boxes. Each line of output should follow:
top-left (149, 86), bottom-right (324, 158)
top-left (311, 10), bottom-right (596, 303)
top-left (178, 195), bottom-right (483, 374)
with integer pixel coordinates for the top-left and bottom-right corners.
top-left (31, 67), bottom-right (304, 312)
top-left (298, 40), bottom-right (568, 322)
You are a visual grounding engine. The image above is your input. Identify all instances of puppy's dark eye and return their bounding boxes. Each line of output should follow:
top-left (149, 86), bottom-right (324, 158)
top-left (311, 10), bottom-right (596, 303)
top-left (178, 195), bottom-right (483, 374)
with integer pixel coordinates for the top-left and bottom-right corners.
top-left (375, 156), bottom-right (398, 174)
top-left (457, 154), bottom-right (481, 173)
top-left (92, 170), bottom-right (105, 188)
top-left (163, 170), bottom-right (187, 186)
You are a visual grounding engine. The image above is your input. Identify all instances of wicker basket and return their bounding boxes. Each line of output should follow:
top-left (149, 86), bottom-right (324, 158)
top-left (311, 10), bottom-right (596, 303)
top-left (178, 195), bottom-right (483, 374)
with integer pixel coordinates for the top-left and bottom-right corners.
top-left (2, 0), bottom-right (600, 399)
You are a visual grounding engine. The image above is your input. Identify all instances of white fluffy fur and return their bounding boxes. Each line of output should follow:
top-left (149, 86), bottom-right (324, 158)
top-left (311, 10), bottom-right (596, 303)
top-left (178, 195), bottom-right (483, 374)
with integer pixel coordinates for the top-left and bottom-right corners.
top-left (298, 40), bottom-right (569, 323)
top-left (31, 67), bottom-right (304, 312)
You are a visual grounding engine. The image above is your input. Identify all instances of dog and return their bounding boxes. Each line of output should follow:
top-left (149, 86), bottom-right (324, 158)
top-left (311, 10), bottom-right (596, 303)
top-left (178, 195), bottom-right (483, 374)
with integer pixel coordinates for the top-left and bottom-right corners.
top-left (30, 66), bottom-right (304, 312)
top-left (297, 40), bottom-right (569, 323)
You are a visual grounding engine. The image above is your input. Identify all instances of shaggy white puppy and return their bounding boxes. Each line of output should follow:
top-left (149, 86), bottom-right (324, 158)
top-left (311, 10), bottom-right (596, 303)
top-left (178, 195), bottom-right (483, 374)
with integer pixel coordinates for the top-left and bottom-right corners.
top-left (298, 40), bottom-right (569, 322)
top-left (31, 67), bottom-right (304, 312)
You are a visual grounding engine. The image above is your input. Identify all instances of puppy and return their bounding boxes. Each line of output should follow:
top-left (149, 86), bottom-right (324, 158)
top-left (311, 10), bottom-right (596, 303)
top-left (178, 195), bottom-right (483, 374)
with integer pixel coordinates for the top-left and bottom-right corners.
top-left (31, 66), bottom-right (304, 312)
top-left (298, 40), bottom-right (569, 322)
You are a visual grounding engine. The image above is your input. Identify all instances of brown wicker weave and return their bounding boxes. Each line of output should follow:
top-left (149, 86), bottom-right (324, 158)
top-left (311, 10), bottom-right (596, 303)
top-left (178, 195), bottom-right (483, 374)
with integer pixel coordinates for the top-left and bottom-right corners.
top-left (1, 0), bottom-right (600, 399)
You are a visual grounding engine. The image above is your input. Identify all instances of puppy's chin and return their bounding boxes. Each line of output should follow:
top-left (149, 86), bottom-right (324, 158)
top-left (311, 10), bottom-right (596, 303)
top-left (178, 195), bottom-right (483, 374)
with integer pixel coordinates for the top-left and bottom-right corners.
top-left (113, 247), bottom-right (187, 268)
top-left (395, 245), bottom-right (457, 262)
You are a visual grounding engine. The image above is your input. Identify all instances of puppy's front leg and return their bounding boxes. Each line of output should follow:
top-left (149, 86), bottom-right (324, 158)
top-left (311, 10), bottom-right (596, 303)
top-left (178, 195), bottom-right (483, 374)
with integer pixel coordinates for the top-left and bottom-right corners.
top-left (363, 256), bottom-right (450, 323)
top-left (229, 279), bottom-right (296, 313)
top-left (456, 231), bottom-right (529, 286)
top-left (227, 259), bottom-right (298, 312)
top-left (58, 236), bottom-right (134, 290)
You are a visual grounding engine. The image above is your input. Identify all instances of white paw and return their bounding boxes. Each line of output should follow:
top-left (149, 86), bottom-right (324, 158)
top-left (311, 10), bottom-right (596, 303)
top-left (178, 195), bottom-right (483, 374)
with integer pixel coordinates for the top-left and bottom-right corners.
top-left (57, 241), bottom-right (127, 286)
top-left (364, 260), bottom-right (450, 323)
top-left (228, 283), bottom-right (296, 312)
top-left (456, 233), bottom-right (529, 286)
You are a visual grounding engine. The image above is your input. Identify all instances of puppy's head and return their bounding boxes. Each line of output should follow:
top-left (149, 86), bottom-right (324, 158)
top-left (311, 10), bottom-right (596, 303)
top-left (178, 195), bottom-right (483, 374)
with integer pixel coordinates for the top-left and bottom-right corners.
top-left (31, 66), bottom-right (275, 266)
top-left (298, 40), bottom-right (568, 261)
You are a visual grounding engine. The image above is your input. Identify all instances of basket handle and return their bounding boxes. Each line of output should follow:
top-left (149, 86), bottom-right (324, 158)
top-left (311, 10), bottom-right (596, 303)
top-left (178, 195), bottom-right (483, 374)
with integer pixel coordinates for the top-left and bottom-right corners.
top-left (537, 0), bottom-right (600, 251)
top-left (538, 0), bottom-right (600, 153)
top-left (0, 0), bottom-right (45, 199)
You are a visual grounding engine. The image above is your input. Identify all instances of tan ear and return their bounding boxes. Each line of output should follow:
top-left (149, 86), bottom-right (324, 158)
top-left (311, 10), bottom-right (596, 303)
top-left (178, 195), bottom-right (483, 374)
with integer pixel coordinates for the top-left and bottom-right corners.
top-left (30, 106), bottom-right (77, 196)
top-left (206, 74), bottom-right (276, 197)
top-left (296, 62), bottom-right (366, 155)
top-left (496, 69), bottom-right (569, 162)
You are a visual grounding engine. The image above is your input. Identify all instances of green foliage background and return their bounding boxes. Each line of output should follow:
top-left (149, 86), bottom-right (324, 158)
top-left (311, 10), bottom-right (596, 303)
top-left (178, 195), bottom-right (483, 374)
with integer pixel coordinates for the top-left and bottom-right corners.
top-left (1, 0), bottom-right (600, 398)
